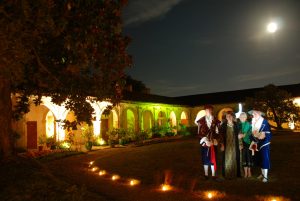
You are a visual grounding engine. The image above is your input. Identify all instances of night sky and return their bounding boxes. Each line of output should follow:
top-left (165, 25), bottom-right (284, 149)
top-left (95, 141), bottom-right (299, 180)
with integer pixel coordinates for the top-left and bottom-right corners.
top-left (123, 0), bottom-right (300, 97)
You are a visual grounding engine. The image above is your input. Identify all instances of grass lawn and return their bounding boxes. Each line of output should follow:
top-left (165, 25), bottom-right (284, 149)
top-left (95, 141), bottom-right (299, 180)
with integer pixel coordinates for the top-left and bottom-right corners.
top-left (1, 131), bottom-right (300, 201)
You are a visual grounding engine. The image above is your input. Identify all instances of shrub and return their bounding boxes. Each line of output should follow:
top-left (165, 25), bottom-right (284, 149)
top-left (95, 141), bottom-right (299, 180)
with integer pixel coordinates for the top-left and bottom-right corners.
top-left (177, 124), bottom-right (191, 136)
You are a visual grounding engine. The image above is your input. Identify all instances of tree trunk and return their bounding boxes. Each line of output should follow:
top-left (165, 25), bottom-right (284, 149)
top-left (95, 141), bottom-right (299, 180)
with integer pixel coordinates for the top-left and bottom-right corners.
top-left (0, 75), bottom-right (13, 159)
top-left (271, 107), bottom-right (282, 129)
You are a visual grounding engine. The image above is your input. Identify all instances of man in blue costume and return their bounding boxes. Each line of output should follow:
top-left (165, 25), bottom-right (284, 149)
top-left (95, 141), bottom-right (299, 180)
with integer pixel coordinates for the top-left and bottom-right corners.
top-left (196, 105), bottom-right (221, 180)
top-left (249, 109), bottom-right (272, 183)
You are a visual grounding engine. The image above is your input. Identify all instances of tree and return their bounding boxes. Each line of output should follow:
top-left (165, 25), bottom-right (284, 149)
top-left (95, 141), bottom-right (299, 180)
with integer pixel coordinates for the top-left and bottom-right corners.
top-left (125, 75), bottom-right (149, 93)
top-left (0, 0), bottom-right (132, 158)
top-left (245, 84), bottom-right (300, 129)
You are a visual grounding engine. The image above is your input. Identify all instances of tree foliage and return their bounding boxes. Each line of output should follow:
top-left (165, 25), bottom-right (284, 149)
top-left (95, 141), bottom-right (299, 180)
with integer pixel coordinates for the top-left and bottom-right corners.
top-left (245, 84), bottom-right (300, 129)
top-left (1, 0), bottom-right (132, 121)
top-left (0, 0), bottom-right (132, 157)
top-left (125, 75), bottom-right (148, 93)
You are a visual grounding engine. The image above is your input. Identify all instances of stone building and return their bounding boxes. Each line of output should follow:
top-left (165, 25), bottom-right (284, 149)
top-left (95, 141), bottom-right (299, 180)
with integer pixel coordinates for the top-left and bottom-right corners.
top-left (13, 83), bottom-right (300, 150)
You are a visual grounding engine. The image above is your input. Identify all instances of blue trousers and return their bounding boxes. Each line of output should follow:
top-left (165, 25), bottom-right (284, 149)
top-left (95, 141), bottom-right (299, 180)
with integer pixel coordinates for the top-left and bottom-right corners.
top-left (200, 146), bottom-right (217, 166)
top-left (259, 145), bottom-right (270, 169)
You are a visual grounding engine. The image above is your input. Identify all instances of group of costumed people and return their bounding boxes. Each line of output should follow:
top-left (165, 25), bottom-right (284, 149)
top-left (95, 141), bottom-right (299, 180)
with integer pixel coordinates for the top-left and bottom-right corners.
top-left (196, 105), bottom-right (272, 183)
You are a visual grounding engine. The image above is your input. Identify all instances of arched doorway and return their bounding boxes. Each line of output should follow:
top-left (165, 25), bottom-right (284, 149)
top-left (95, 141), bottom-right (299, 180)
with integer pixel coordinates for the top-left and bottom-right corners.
top-left (64, 111), bottom-right (77, 142)
top-left (108, 110), bottom-right (118, 130)
top-left (180, 111), bottom-right (188, 125)
top-left (170, 111), bottom-right (177, 128)
top-left (46, 110), bottom-right (55, 138)
top-left (158, 111), bottom-right (166, 127)
top-left (142, 110), bottom-right (153, 131)
top-left (25, 104), bottom-right (50, 149)
top-left (126, 108), bottom-right (136, 131)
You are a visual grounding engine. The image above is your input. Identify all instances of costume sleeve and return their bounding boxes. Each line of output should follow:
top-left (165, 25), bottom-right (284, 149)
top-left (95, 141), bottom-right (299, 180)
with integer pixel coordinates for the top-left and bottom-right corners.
top-left (249, 122), bottom-right (259, 143)
top-left (261, 119), bottom-right (272, 142)
top-left (218, 122), bottom-right (226, 144)
top-left (197, 120), bottom-right (205, 138)
top-left (244, 122), bottom-right (252, 139)
top-left (214, 120), bottom-right (223, 142)
top-left (198, 117), bottom-right (210, 138)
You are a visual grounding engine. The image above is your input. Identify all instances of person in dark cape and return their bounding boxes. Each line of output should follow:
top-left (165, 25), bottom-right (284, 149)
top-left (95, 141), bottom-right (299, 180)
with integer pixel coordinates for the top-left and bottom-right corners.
top-left (196, 105), bottom-right (221, 180)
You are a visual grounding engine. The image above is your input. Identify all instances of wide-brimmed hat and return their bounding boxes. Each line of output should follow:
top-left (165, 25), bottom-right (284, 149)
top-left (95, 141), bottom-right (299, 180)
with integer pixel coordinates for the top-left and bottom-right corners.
top-left (248, 108), bottom-right (265, 116)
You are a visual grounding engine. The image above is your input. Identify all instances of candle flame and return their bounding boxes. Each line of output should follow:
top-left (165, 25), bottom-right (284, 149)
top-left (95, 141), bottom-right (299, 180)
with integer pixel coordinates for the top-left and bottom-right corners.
top-left (161, 184), bottom-right (171, 191)
top-left (112, 175), bottom-right (120, 181)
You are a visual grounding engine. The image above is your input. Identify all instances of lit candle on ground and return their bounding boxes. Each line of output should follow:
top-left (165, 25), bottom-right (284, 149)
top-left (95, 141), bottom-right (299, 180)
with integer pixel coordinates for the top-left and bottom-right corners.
top-left (112, 175), bottom-right (120, 181)
top-left (99, 170), bottom-right (106, 176)
top-left (161, 184), bottom-right (172, 191)
top-left (207, 192), bottom-right (213, 199)
top-left (91, 167), bottom-right (98, 172)
top-left (89, 161), bottom-right (94, 165)
top-left (129, 179), bottom-right (140, 186)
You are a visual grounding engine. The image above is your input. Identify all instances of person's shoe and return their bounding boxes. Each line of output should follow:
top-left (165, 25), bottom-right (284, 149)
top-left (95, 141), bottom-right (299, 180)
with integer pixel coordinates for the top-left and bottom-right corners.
top-left (262, 176), bottom-right (268, 183)
top-left (257, 174), bottom-right (263, 180)
top-left (204, 175), bottom-right (209, 180)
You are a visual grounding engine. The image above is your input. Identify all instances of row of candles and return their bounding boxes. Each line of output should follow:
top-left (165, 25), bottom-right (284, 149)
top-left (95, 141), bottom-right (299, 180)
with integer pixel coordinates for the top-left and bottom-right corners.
top-left (88, 161), bottom-right (282, 201)
top-left (89, 161), bottom-right (140, 187)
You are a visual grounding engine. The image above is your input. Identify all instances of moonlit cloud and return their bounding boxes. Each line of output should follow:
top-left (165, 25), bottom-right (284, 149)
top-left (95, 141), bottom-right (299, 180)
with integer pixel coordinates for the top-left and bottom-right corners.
top-left (123, 0), bottom-right (185, 26)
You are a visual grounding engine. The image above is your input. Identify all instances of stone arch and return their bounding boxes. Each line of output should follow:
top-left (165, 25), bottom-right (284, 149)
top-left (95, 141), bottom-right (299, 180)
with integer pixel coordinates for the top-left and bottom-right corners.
top-left (64, 111), bottom-right (81, 143)
top-left (123, 107), bottom-right (137, 131)
top-left (218, 107), bottom-right (234, 121)
top-left (26, 104), bottom-right (51, 146)
top-left (180, 111), bottom-right (188, 125)
top-left (142, 110), bottom-right (153, 131)
top-left (108, 109), bottom-right (119, 130)
top-left (169, 111), bottom-right (177, 127)
top-left (157, 111), bottom-right (167, 127)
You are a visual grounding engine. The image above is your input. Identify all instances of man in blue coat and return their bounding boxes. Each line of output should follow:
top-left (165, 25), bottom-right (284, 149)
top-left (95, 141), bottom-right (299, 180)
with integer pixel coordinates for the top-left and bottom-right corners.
top-left (249, 109), bottom-right (272, 183)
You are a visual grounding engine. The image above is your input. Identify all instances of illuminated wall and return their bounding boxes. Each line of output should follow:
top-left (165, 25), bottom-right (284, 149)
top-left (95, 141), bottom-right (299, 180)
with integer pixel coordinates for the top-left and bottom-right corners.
top-left (45, 111), bottom-right (55, 138)
top-left (13, 94), bottom-right (300, 150)
top-left (142, 110), bottom-right (153, 131)
top-left (126, 109), bottom-right (136, 131)
top-left (170, 111), bottom-right (177, 127)
top-left (180, 111), bottom-right (188, 125)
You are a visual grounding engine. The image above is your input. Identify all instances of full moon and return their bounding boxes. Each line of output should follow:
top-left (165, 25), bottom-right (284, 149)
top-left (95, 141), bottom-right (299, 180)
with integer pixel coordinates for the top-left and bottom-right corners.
top-left (267, 22), bottom-right (278, 33)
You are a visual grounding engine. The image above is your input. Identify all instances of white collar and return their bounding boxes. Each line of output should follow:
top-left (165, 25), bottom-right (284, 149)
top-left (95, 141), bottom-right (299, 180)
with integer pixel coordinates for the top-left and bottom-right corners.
top-left (252, 116), bottom-right (264, 132)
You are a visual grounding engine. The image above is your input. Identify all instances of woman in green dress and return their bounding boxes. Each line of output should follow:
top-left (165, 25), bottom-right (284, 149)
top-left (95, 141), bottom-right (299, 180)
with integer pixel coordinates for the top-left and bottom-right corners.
top-left (238, 112), bottom-right (253, 178)
top-left (220, 111), bottom-right (241, 179)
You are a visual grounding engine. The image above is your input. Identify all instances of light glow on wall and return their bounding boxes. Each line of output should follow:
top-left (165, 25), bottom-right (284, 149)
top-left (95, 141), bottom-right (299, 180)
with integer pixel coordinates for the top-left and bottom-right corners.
top-left (46, 111), bottom-right (55, 138)
top-left (93, 120), bottom-right (101, 137)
